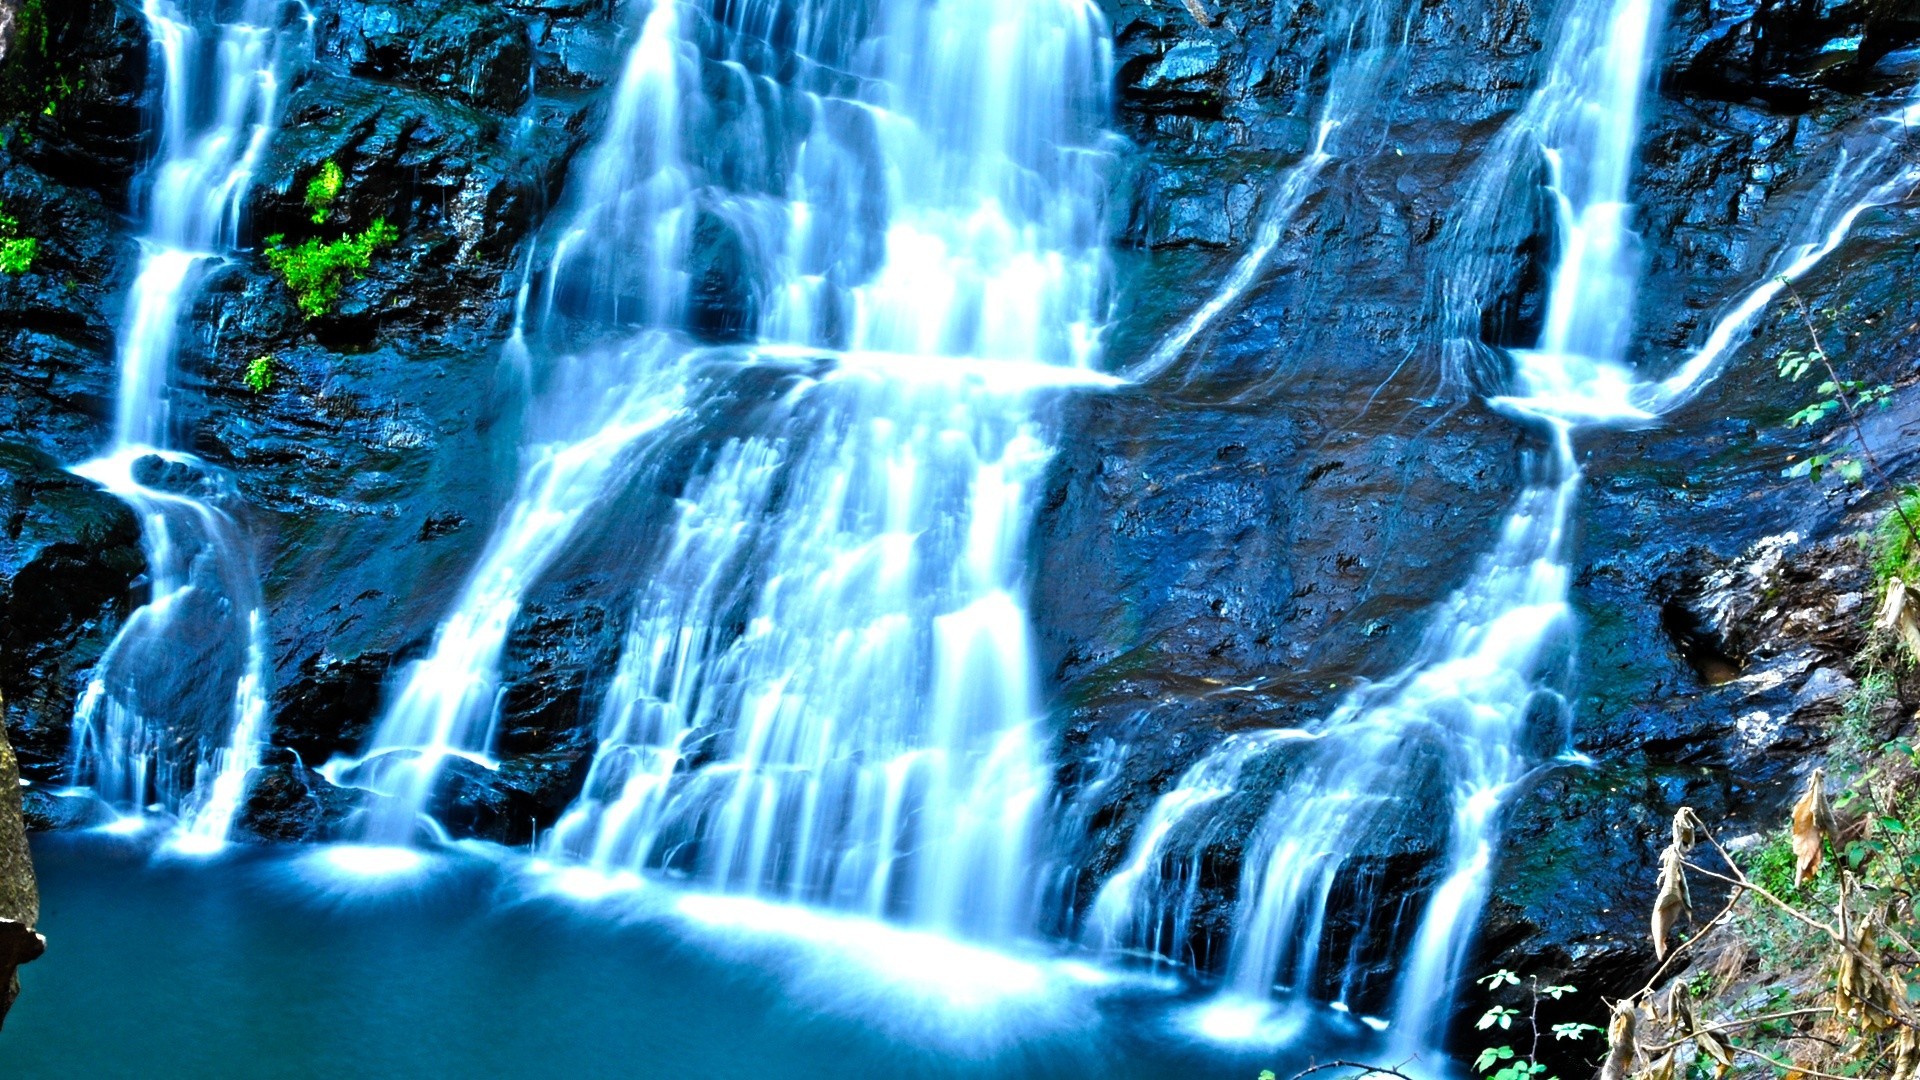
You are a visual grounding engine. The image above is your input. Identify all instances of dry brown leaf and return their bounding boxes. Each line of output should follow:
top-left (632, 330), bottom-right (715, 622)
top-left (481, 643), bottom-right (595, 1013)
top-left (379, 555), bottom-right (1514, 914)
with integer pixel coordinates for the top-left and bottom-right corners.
top-left (1791, 768), bottom-right (1835, 887)
top-left (1636, 1049), bottom-right (1676, 1080)
top-left (1893, 1025), bottom-right (1919, 1080)
top-left (1836, 918), bottom-right (1896, 1031)
top-left (1671, 806), bottom-right (1698, 852)
top-left (1600, 1000), bottom-right (1640, 1080)
top-left (1878, 577), bottom-right (1920, 658)
top-left (1695, 1028), bottom-right (1734, 1074)
top-left (1652, 843), bottom-right (1691, 960)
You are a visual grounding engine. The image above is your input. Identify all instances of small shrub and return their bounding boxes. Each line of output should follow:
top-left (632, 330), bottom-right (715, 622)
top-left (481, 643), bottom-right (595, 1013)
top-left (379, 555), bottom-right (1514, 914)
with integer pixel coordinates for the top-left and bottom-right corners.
top-left (1744, 831), bottom-right (1800, 899)
top-left (263, 218), bottom-right (399, 319)
top-left (1872, 487), bottom-right (1920, 588)
top-left (0, 209), bottom-right (36, 274)
top-left (304, 160), bottom-right (344, 224)
top-left (243, 355), bottom-right (274, 394)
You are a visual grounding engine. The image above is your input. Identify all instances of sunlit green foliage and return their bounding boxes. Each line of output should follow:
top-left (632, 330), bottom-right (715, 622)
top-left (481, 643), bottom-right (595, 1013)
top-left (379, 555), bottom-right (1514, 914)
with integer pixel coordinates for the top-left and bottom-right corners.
top-left (304, 160), bottom-right (344, 224)
top-left (264, 219), bottom-right (398, 319)
top-left (0, 209), bottom-right (37, 274)
top-left (243, 355), bottom-right (274, 394)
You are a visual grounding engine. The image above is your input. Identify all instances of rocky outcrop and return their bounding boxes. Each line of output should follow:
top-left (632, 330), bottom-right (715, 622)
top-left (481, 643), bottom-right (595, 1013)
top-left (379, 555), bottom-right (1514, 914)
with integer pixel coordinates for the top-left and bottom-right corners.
top-left (0, 697), bottom-right (44, 1030)
top-left (0, 444), bottom-right (144, 809)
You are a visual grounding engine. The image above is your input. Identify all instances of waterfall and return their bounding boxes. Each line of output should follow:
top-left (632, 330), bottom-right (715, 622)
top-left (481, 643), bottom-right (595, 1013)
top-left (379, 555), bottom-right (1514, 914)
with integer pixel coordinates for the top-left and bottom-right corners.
top-left (66, 0), bottom-right (297, 853)
top-left (1089, 0), bottom-right (1669, 1046)
top-left (332, 0), bottom-right (1118, 944)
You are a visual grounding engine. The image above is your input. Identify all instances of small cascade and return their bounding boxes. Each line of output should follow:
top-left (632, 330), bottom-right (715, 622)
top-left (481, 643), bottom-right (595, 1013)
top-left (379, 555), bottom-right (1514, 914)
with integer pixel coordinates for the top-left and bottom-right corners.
top-left (335, 0), bottom-right (1118, 944)
top-left (1130, 0), bottom-right (1413, 382)
top-left (1643, 93), bottom-right (1920, 412)
top-left (67, 0), bottom-right (296, 852)
top-left (1090, 0), bottom-right (1670, 1046)
top-left (322, 0), bottom-right (698, 842)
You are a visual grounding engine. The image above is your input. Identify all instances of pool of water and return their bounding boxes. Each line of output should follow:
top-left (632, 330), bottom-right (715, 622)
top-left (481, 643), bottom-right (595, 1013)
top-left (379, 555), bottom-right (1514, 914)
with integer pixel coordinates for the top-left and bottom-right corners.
top-left (1, 834), bottom-right (1401, 1079)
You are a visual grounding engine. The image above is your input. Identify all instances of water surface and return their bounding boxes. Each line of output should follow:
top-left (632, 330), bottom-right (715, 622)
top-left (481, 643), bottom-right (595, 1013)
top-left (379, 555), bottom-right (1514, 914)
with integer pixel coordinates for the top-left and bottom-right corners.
top-left (3, 835), bottom-right (1384, 1078)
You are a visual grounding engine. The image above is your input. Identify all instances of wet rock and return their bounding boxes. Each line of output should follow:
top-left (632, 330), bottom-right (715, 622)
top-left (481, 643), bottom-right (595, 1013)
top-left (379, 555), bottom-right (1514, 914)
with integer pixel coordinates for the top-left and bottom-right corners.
top-left (0, 443), bottom-right (144, 781)
top-left (0, 709), bottom-right (43, 1029)
top-left (1665, 0), bottom-right (1920, 108)
top-left (0, 155), bottom-right (137, 459)
top-left (238, 747), bottom-right (358, 842)
top-left (321, 2), bottom-right (534, 114)
top-left (3, 0), bottom-right (148, 204)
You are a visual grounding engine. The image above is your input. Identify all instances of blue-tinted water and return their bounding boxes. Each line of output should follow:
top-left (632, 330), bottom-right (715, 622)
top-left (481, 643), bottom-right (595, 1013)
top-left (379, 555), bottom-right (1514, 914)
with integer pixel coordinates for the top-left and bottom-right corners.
top-left (2, 835), bottom-right (1391, 1078)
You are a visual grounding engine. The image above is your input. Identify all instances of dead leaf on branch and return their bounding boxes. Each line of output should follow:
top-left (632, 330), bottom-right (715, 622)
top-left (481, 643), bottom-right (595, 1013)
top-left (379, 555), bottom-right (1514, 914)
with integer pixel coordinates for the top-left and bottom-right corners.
top-left (1792, 768), bottom-right (1836, 887)
top-left (1672, 806), bottom-right (1699, 852)
top-left (1878, 576), bottom-right (1920, 658)
top-left (1600, 999), bottom-right (1641, 1080)
top-left (1653, 842), bottom-right (1692, 960)
top-left (1835, 916), bottom-right (1897, 1031)
top-left (1694, 1029), bottom-right (1735, 1077)
top-left (1635, 1049), bottom-right (1676, 1080)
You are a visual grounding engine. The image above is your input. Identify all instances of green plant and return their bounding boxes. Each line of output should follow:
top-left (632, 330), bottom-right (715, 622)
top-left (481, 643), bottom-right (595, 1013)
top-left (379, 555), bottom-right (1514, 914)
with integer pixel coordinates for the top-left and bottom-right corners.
top-left (1773, 280), bottom-right (1920, 552)
top-left (0, 209), bottom-right (36, 274)
top-left (1872, 488), bottom-right (1920, 589)
top-left (1744, 830), bottom-right (1801, 900)
top-left (304, 160), bottom-right (344, 224)
top-left (263, 218), bottom-right (398, 319)
top-left (1, 0), bottom-right (88, 135)
top-left (1471, 969), bottom-right (1602, 1080)
top-left (243, 355), bottom-right (274, 394)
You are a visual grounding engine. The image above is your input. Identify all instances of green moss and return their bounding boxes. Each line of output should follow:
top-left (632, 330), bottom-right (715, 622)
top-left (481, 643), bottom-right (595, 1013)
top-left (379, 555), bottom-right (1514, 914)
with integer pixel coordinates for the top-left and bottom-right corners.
top-left (263, 219), bottom-right (398, 319)
top-left (304, 160), bottom-right (344, 224)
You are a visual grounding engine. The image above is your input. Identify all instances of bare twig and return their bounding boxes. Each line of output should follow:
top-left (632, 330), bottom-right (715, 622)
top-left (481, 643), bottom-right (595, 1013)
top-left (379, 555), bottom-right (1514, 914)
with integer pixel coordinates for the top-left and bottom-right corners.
top-left (1641, 1008), bottom-right (1834, 1053)
top-left (1780, 280), bottom-right (1920, 550)
top-left (1279, 1061), bottom-right (1418, 1080)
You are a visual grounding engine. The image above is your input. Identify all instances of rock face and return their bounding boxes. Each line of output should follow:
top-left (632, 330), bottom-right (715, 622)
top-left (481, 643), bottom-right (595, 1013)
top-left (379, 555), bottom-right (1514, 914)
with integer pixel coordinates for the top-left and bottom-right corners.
top-left (1, 0), bottom-right (1918, 1053)
top-left (0, 700), bottom-right (45, 1030)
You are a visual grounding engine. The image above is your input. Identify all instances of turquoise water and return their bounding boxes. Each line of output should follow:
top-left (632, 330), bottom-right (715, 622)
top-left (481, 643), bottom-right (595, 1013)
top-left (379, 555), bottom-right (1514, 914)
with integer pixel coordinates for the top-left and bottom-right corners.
top-left (1, 835), bottom-right (1380, 1078)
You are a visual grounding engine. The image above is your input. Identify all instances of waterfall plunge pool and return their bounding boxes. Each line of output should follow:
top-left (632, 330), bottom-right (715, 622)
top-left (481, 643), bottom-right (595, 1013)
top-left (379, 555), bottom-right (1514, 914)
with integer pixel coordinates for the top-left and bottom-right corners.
top-left (2, 834), bottom-right (1402, 1078)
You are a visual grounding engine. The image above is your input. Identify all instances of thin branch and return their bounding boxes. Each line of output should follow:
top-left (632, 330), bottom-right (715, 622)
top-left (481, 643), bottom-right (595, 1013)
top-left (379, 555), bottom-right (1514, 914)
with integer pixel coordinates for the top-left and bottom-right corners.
top-left (1780, 281), bottom-right (1920, 548)
top-left (1279, 1062), bottom-right (1418, 1080)
top-left (1732, 1042), bottom-right (1883, 1080)
top-left (1641, 1008), bottom-right (1833, 1053)
top-left (1679, 861), bottom-right (1839, 940)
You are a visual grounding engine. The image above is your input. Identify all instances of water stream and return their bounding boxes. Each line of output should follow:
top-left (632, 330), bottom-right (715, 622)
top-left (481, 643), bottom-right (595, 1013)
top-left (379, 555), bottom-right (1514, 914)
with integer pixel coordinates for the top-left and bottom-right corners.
top-left (65, 0), bottom-right (299, 853)
top-left (1085, 0), bottom-right (1920, 1056)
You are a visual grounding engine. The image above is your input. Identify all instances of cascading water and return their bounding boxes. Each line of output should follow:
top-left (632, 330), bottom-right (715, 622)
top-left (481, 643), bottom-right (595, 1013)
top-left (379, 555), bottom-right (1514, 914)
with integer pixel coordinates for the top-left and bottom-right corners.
top-left (1090, 0), bottom-right (1668, 1049)
top-left (66, 0), bottom-right (297, 853)
top-left (332, 0), bottom-right (1118, 943)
